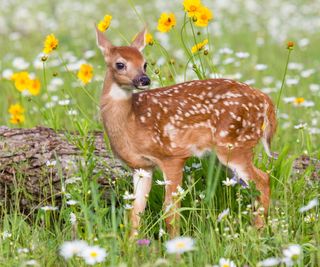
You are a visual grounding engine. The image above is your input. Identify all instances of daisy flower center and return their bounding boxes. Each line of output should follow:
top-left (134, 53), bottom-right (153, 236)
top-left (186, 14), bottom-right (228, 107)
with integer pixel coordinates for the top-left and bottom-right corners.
top-left (175, 242), bottom-right (186, 249)
top-left (90, 251), bottom-right (98, 258)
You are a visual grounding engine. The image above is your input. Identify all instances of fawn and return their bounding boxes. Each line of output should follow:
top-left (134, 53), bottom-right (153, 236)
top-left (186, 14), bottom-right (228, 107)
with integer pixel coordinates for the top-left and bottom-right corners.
top-left (96, 27), bottom-right (277, 237)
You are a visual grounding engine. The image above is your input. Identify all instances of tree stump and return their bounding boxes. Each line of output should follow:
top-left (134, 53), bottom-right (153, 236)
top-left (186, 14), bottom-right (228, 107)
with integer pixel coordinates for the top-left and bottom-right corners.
top-left (0, 126), bottom-right (129, 211)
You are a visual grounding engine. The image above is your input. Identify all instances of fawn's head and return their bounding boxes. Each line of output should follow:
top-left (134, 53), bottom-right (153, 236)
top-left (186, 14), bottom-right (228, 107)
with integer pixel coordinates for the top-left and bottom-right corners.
top-left (96, 27), bottom-right (150, 90)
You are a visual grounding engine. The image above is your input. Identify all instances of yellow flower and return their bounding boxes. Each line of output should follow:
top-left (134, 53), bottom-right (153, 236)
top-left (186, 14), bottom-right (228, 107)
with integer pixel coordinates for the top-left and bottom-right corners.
top-left (10, 114), bottom-right (25, 124)
top-left (157, 13), bottom-right (176, 33)
top-left (77, 64), bottom-right (93, 84)
top-left (98, 15), bottom-right (112, 32)
top-left (43, 34), bottom-right (59, 54)
top-left (191, 39), bottom-right (208, 53)
top-left (194, 6), bottom-right (213, 27)
top-left (8, 103), bottom-right (24, 116)
top-left (11, 72), bottom-right (31, 92)
top-left (146, 33), bottom-right (153, 45)
top-left (28, 78), bottom-right (41, 96)
top-left (183, 0), bottom-right (202, 17)
top-left (294, 97), bottom-right (305, 105)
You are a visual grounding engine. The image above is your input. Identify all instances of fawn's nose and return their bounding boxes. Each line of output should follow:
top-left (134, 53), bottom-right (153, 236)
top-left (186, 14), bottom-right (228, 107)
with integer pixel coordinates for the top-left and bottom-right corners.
top-left (139, 75), bottom-right (150, 86)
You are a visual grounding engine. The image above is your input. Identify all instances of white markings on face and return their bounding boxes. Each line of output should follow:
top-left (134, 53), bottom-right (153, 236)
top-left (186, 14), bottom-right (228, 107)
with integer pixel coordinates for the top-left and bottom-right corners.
top-left (109, 83), bottom-right (132, 100)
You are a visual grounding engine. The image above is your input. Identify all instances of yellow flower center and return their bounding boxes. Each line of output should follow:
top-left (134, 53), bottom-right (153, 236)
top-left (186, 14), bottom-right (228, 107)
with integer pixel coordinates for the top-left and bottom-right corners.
top-left (90, 251), bottom-right (98, 258)
top-left (222, 265), bottom-right (230, 267)
top-left (294, 97), bottom-right (305, 104)
top-left (175, 242), bottom-right (186, 249)
top-left (190, 5), bottom-right (197, 11)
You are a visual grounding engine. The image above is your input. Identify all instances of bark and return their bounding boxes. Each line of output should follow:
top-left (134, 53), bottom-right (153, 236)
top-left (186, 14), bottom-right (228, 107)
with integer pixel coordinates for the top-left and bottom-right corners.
top-left (0, 126), bottom-right (128, 211)
top-left (0, 126), bottom-right (319, 211)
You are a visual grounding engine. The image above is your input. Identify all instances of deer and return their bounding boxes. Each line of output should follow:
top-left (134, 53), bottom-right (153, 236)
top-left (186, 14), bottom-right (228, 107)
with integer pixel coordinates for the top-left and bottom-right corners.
top-left (95, 26), bottom-right (277, 238)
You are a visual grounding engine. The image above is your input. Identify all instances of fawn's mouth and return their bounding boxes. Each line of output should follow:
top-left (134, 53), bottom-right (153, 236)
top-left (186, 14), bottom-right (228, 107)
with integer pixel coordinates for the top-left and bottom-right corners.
top-left (134, 85), bottom-right (150, 90)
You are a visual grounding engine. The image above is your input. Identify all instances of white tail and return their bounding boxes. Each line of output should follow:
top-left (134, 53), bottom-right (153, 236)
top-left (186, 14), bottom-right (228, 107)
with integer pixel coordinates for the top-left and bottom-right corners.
top-left (96, 27), bottom-right (277, 237)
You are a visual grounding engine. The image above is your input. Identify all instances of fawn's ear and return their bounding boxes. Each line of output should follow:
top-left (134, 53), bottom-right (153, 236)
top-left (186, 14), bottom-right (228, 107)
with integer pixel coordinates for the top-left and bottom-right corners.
top-left (95, 25), bottom-right (112, 58)
top-left (131, 27), bottom-right (147, 52)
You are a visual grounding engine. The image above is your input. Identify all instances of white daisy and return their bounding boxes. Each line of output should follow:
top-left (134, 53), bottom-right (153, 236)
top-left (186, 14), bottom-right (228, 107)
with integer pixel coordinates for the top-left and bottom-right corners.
top-left (156, 180), bottom-right (172, 186)
top-left (133, 169), bottom-right (152, 180)
top-left (218, 257), bottom-right (236, 267)
top-left (283, 244), bottom-right (302, 262)
top-left (217, 208), bottom-right (230, 222)
top-left (80, 245), bottom-right (108, 265)
top-left (258, 257), bottom-right (281, 266)
top-left (165, 237), bottom-right (195, 254)
top-left (40, 206), bottom-right (58, 211)
top-left (123, 191), bottom-right (136, 200)
top-left (222, 177), bottom-right (237, 187)
top-left (59, 240), bottom-right (88, 259)
top-left (46, 160), bottom-right (57, 168)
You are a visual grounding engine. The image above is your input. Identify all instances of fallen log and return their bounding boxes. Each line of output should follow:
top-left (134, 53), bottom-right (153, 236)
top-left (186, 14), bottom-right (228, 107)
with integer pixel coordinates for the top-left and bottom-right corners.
top-left (0, 126), bottom-right (319, 212)
top-left (0, 126), bottom-right (129, 211)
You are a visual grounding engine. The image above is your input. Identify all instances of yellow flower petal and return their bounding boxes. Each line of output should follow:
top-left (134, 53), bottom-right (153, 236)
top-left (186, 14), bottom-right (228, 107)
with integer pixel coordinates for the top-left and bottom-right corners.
top-left (78, 64), bottom-right (94, 85)
top-left (98, 15), bottom-right (112, 32)
top-left (157, 13), bottom-right (176, 33)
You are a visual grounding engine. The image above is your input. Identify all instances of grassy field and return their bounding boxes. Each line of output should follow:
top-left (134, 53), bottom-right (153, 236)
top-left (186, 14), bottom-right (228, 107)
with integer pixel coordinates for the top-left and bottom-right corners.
top-left (0, 0), bottom-right (319, 266)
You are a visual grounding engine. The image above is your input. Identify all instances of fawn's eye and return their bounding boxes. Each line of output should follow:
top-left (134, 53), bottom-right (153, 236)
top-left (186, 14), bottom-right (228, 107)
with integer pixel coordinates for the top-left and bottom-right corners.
top-left (116, 62), bottom-right (125, 70)
top-left (143, 62), bottom-right (148, 71)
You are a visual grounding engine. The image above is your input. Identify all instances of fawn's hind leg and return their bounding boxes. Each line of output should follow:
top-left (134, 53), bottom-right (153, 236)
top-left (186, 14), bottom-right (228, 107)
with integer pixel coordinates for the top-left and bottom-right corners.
top-left (215, 146), bottom-right (270, 227)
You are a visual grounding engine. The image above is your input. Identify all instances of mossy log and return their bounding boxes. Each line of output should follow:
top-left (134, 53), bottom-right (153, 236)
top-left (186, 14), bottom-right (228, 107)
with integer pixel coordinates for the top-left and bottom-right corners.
top-left (0, 126), bottom-right (128, 211)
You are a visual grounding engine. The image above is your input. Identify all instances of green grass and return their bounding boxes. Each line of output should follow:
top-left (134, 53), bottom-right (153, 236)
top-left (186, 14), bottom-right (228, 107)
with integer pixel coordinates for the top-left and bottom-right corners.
top-left (0, 0), bottom-right (319, 266)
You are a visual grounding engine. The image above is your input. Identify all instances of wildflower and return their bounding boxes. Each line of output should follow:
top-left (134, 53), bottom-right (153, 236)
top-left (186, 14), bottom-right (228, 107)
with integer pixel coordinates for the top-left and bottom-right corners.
top-left (46, 160), bottom-right (57, 167)
top-left (287, 41), bottom-right (294, 50)
top-left (8, 103), bottom-right (24, 116)
top-left (12, 57), bottom-right (30, 70)
top-left (11, 71), bottom-right (31, 92)
top-left (80, 245), bottom-right (108, 265)
top-left (17, 248), bottom-right (29, 254)
top-left (1, 231), bottom-right (12, 240)
top-left (155, 179), bottom-right (172, 186)
top-left (159, 228), bottom-right (166, 238)
top-left (191, 39), bottom-right (208, 53)
top-left (157, 13), bottom-right (176, 33)
top-left (255, 64), bottom-right (268, 71)
top-left (298, 198), bottom-right (318, 212)
top-left (133, 169), bottom-right (151, 180)
top-left (123, 191), bottom-right (136, 200)
top-left (70, 213), bottom-right (77, 225)
top-left (2, 69), bottom-right (13, 79)
top-left (222, 177), bottom-right (237, 187)
top-left (172, 185), bottom-right (185, 197)
top-left (137, 239), bottom-right (151, 246)
top-left (40, 206), bottom-right (58, 211)
top-left (66, 200), bottom-right (78, 205)
top-left (124, 204), bottom-right (133, 210)
top-left (24, 260), bottom-right (38, 266)
top-left (146, 33), bottom-right (154, 45)
top-left (165, 237), bottom-right (195, 254)
top-left (97, 14), bottom-right (112, 32)
top-left (293, 97), bottom-right (305, 105)
top-left (217, 208), bottom-right (229, 222)
top-left (258, 257), bottom-right (281, 266)
top-left (43, 34), bottom-right (59, 54)
top-left (294, 123), bottom-right (307, 130)
top-left (60, 240), bottom-right (88, 259)
top-left (304, 213), bottom-right (318, 223)
top-left (10, 114), bottom-right (25, 124)
top-left (235, 52), bottom-right (250, 59)
top-left (183, 0), bottom-right (202, 17)
top-left (194, 6), bottom-right (213, 27)
top-left (215, 258), bottom-right (236, 267)
top-left (282, 244), bottom-right (302, 263)
top-left (28, 78), bottom-right (41, 96)
top-left (77, 64), bottom-right (93, 85)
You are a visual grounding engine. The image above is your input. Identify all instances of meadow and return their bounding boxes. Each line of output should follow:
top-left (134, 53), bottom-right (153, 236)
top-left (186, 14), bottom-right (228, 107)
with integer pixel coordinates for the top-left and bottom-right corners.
top-left (0, 0), bottom-right (319, 266)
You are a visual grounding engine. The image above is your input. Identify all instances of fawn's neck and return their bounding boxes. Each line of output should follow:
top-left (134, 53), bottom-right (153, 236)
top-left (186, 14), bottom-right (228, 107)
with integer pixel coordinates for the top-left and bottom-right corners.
top-left (100, 71), bottom-right (134, 132)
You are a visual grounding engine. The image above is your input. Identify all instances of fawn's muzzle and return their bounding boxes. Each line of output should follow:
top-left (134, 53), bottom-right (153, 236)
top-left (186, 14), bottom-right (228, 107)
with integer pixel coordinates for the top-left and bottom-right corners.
top-left (133, 75), bottom-right (150, 89)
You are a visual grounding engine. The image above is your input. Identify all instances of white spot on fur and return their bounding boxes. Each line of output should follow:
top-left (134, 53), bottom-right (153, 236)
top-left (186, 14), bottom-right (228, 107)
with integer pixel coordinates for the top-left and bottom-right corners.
top-left (219, 130), bottom-right (228, 137)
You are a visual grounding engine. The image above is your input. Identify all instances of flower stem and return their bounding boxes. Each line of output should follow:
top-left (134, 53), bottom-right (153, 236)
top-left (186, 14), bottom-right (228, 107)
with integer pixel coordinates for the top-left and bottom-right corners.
top-left (276, 49), bottom-right (293, 113)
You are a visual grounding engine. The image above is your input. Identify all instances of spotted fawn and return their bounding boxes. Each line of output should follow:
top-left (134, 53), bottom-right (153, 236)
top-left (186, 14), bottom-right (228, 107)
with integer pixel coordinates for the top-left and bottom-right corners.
top-left (96, 27), bottom-right (277, 237)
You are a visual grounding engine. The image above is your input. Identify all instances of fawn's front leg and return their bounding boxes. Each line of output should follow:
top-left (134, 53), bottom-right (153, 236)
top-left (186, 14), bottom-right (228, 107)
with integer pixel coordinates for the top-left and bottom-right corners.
top-left (130, 169), bottom-right (152, 237)
top-left (160, 159), bottom-right (185, 238)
